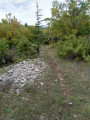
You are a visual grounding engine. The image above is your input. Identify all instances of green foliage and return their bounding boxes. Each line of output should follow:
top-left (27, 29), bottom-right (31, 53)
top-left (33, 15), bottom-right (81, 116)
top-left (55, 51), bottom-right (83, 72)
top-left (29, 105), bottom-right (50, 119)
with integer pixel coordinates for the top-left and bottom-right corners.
top-left (82, 104), bottom-right (90, 118)
top-left (17, 38), bottom-right (37, 57)
top-left (17, 38), bottom-right (31, 55)
top-left (45, 0), bottom-right (90, 62)
top-left (0, 38), bottom-right (7, 56)
top-left (0, 14), bottom-right (22, 48)
top-left (56, 35), bottom-right (90, 61)
top-left (84, 55), bottom-right (90, 62)
top-left (49, 40), bottom-right (55, 48)
top-left (35, 2), bottom-right (42, 56)
top-left (0, 13), bottom-right (39, 65)
top-left (42, 40), bottom-right (49, 45)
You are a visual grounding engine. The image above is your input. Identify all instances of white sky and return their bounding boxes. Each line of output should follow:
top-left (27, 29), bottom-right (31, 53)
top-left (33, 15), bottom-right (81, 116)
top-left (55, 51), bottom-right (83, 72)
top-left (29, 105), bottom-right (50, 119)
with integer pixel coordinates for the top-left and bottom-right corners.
top-left (0, 0), bottom-right (65, 25)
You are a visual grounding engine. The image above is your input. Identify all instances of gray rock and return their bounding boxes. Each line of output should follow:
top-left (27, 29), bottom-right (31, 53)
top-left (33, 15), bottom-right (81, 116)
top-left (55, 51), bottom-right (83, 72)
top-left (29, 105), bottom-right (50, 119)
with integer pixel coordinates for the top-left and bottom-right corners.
top-left (2, 57), bottom-right (5, 64)
top-left (35, 68), bottom-right (39, 72)
top-left (26, 76), bottom-right (31, 80)
top-left (0, 77), bottom-right (2, 81)
top-left (16, 89), bottom-right (20, 95)
top-left (8, 70), bottom-right (13, 73)
top-left (40, 115), bottom-right (45, 120)
top-left (14, 79), bottom-right (19, 84)
top-left (40, 82), bottom-right (44, 86)
top-left (0, 58), bottom-right (48, 94)
top-left (1, 78), bottom-right (14, 89)
top-left (54, 79), bottom-right (58, 82)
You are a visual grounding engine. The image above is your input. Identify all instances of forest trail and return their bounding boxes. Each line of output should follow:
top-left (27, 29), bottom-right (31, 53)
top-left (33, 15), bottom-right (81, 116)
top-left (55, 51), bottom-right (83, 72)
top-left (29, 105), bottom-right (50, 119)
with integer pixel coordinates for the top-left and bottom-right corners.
top-left (40, 46), bottom-right (69, 99)
top-left (40, 45), bottom-right (90, 120)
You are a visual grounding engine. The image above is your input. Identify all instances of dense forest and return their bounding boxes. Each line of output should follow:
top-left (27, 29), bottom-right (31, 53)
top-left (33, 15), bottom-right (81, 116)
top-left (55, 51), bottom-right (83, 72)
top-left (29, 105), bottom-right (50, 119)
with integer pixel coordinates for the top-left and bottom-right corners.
top-left (0, 0), bottom-right (90, 65)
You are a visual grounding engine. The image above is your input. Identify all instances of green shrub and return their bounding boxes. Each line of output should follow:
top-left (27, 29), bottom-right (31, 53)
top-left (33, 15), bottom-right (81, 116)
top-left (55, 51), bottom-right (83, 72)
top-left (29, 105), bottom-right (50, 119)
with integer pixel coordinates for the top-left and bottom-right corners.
top-left (56, 35), bottom-right (90, 62)
top-left (4, 48), bottom-right (16, 63)
top-left (0, 38), bottom-right (7, 56)
top-left (17, 38), bottom-right (31, 56)
top-left (84, 55), bottom-right (90, 62)
top-left (17, 38), bottom-right (37, 57)
top-left (0, 38), bottom-right (8, 64)
top-left (42, 40), bottom-right (49, 45)
top-left (49, 40), bottom-right (55, 48)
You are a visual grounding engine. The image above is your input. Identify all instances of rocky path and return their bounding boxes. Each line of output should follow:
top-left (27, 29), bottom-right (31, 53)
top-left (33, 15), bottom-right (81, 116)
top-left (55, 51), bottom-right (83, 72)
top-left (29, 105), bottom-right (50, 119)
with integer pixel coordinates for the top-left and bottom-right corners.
top-left (0, 58), bottom-right (48, 94)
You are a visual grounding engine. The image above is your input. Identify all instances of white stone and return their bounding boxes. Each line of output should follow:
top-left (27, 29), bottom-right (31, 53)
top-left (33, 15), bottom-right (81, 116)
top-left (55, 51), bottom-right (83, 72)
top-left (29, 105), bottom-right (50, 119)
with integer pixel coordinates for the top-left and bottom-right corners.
top-left (54, 79), bottom-right (58, 82)
top-left (0, 77), bottom-right (2, 81)
top-left (61, 78), bottom-right (63, 81)
top-left (35, 68), bottom-right (39, 72)
top-left (16, 89), bottom-right (20, 95)
top-left (40, 82), bottom-right (44, 86)
top-left (0, 58), bottom-right (48, 94)
top-left (69, 102), bottom-right (73, 106)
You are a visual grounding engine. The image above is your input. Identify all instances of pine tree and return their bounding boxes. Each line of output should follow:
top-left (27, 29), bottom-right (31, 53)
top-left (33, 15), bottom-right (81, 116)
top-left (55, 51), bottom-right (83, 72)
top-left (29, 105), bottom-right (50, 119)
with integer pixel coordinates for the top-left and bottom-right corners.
top-left (25, 23), bottom-right (28, 28)
top-left (35, 2), bottom-right (42, 56)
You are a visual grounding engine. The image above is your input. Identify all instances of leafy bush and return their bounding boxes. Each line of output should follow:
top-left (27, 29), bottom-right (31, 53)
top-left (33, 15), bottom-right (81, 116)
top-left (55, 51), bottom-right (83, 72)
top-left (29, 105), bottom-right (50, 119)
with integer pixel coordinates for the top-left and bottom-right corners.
top-left (17, 38), bottom-right (37, 57)
top-left (0, 38), bottom-right (8, 64)
top-left (17, 38), bottom-right (31, 55)
top-left (56, 35), bottom-right (90, 62)
top-left (0, 14), bottom-right (39, 66)
top-left (49, 40), bottom-right (55, 48)
top-left (42, 40), bottom-right (49, 45)
top-left (0, 38), bottom-right (7, 56)
top-left (4, 48), bottom-right (16, 63)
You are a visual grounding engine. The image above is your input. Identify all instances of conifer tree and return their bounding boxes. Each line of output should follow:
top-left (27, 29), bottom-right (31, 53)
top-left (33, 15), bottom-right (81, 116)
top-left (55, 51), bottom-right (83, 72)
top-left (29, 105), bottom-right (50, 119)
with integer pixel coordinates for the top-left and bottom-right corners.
top-left (35, 2), bottom-right (42, 56)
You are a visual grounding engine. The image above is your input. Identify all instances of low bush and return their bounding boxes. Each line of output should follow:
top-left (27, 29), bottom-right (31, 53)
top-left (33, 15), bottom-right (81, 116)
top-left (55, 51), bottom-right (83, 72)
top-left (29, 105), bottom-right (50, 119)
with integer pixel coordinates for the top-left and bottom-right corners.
top-left (0, 38), bottom-right (37, 66)
top-left (42, 40), bottom-right (49, 45)
top-left (56, 35), bottom-right (90, 62)
top-left (0, 14), bottom-right (39, 66)
top-left (49, 40), bottom-right (55, 48)
top-left (17, 38), bottom-right (37, 57)
top-left (0, 38), bottom-right (7, 56)
top-left (0, 38), bottom-right (8, 65)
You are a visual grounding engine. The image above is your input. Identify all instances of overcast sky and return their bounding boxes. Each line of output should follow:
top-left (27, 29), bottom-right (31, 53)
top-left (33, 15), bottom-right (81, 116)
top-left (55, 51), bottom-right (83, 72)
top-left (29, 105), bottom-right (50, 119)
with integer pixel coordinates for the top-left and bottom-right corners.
top-left (0, 0), bottom-right (65, 25)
